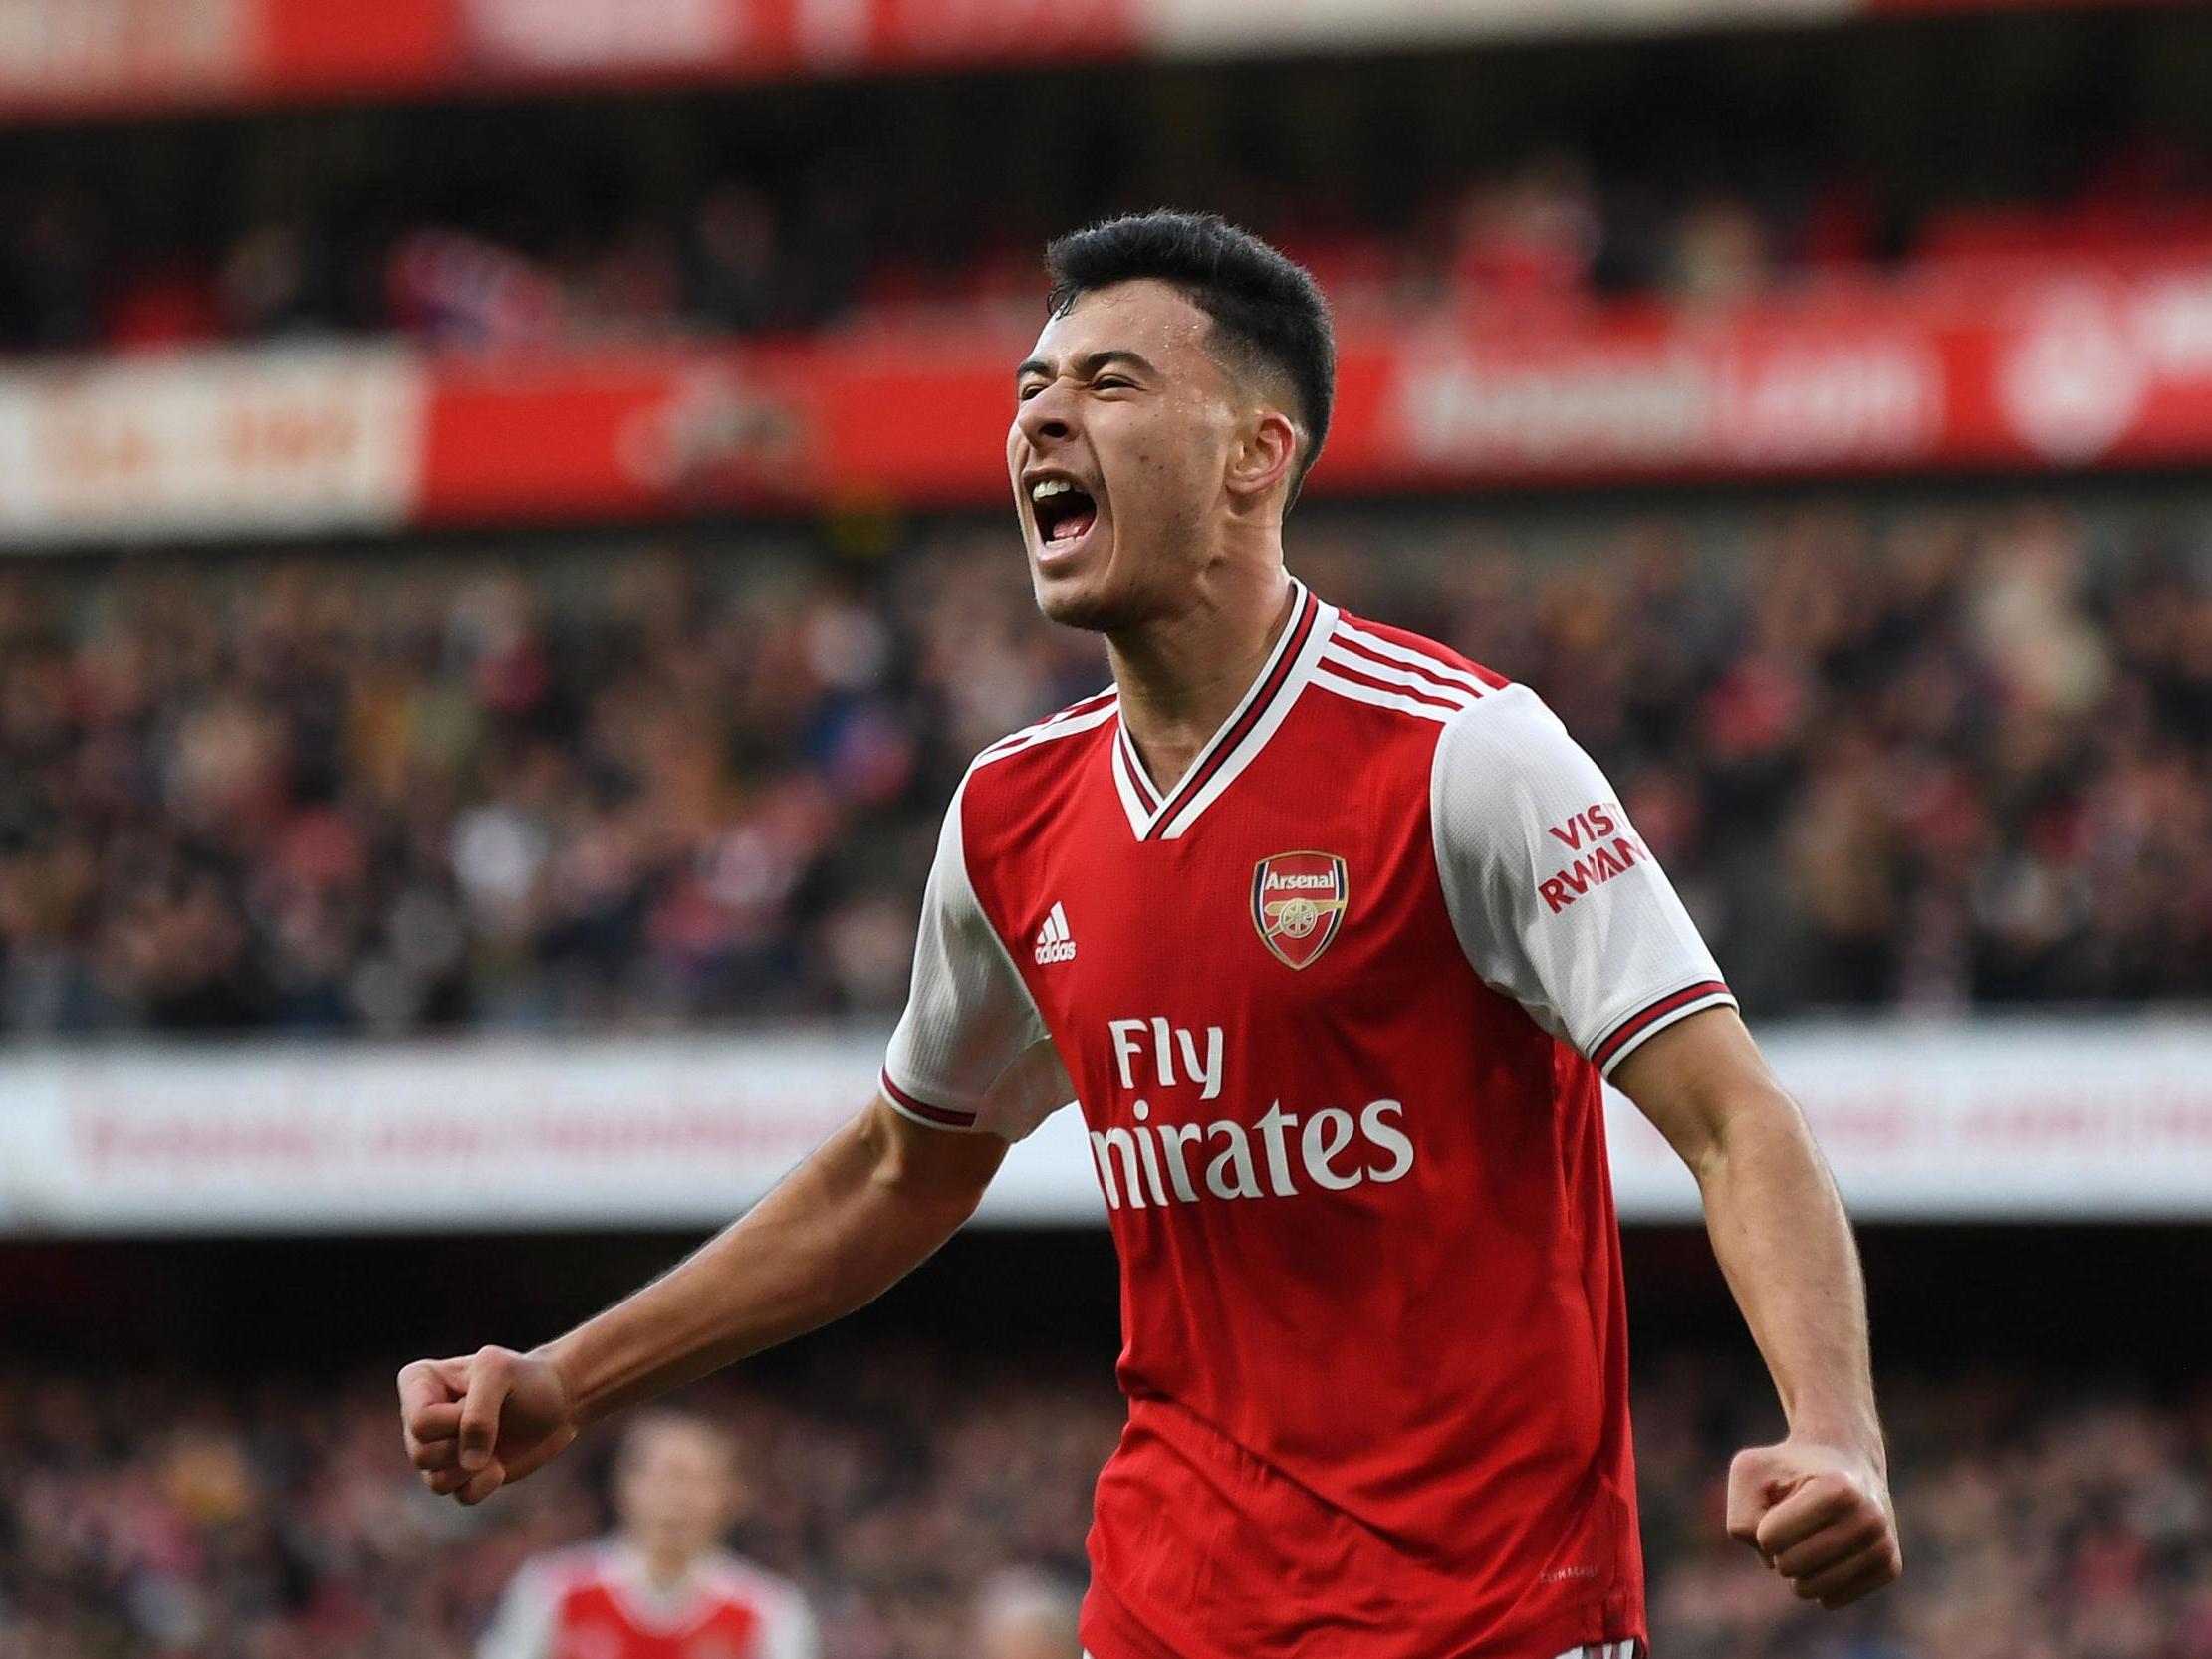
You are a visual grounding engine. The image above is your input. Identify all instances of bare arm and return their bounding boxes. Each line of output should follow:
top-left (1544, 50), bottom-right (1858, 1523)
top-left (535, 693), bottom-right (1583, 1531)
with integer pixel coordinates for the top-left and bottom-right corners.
top-left (550, 1096), bottom-right (1004, 1418)
top-left (397, 1096), bottom-right (1005, 1504)
top-left (1613, 1006), bottom-right (1902, 1608)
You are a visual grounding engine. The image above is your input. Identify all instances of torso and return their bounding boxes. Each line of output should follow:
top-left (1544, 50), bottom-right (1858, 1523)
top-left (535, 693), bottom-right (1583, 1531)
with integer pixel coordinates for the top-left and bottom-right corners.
top-left (537, 1546), bottom-right (796, 1659)
top-left (953, 585), bottom-right (1646, 1659)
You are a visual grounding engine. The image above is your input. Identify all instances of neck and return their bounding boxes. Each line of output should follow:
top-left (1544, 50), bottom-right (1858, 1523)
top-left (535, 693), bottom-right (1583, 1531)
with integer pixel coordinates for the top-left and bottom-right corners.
top-left (1106, 561), bottom-right (1296, 793)
top-left (640, 1545), bottom-right (693, 1592)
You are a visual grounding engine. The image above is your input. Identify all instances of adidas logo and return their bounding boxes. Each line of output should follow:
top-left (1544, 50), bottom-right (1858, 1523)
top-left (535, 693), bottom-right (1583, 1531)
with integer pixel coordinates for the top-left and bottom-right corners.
top-left (1034, 902), bottom-right (1077, 966)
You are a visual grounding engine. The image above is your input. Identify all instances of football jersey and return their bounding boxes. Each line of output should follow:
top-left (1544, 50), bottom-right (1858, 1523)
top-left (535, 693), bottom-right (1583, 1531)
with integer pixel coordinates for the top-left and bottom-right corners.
top-left (882, 577), bottom-right (1735, 1659)
top-left (476, 1541), bottom-right (817, 1659)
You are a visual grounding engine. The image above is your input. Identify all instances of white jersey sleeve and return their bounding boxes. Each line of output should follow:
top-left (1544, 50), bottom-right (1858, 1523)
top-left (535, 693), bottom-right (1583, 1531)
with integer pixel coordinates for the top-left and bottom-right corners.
top-left (1431, 682), bottom-right (1736, 1078)
top-left (703, 1554), bottom-right (821, 1659)
top-left (757, 1576), bottom-right (822, 1659)
top-left (881, 774), bottom-right (1070, 1140)
top-left (475, 1558), bottom-right (559, 1659)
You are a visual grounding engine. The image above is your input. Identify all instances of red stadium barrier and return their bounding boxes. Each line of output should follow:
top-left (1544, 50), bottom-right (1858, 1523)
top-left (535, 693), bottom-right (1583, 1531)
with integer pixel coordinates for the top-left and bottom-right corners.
top-left (1, 0), bottom-right (2198, 121)
top-left (0, 0), bottom-right (1137, 120)
top-left (399, 262), bottom-right (2212, 522)
top-left (5, 262), bottom-right (2212, 543)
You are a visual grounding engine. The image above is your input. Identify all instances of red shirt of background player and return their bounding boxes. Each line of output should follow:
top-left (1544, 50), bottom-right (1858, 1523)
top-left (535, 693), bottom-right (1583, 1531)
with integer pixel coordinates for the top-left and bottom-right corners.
top-left (476, 1541), bottom-right (816, 1659)
top-left (881, 577), bottom-right (1734, 1659)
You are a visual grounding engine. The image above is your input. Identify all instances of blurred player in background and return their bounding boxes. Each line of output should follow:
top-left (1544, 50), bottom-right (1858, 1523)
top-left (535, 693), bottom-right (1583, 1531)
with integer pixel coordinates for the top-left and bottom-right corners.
top-left (972, 1568), bottom-right (1085, 1659)
top-left (402, 210), bottom-right (1900, 1659)
top-left (477, 1410), bottom-right (816, 1659)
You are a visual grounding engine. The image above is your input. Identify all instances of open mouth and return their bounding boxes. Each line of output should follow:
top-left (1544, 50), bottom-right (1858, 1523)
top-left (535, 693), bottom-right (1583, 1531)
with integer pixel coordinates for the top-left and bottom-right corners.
top-left (1030, 478), bottom-right (1100, 553)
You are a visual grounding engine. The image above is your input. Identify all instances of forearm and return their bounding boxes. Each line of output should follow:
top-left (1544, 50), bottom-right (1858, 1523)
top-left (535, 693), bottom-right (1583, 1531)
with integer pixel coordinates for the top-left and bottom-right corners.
top-left (543, 1104), bottom-right (988, 1424)
top-left (1692, 1084), bottom-right (1882, 1467)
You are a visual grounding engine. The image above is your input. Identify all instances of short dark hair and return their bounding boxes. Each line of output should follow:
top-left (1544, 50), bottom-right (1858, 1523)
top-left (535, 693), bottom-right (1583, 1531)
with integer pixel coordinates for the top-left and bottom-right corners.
top-left (1044, 210), bottom-right (1336, 505)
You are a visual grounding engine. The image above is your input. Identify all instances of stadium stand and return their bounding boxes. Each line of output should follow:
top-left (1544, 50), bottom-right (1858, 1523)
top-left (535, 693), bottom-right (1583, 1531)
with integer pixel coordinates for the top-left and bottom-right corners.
top-left (2, 1347), bottom-right (2206, 1659)
top-left (4, 495), bottom-right (2209, 1037)
top-left (5, 9), bottom-right (2212, 355)
top-left (5, 6), bottom-right (2210, 1657)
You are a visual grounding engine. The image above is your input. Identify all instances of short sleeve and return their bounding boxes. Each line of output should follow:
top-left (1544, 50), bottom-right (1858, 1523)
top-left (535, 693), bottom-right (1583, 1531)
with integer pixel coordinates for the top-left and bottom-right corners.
top-left (881, 776), bottom-right (1066, 1139)
top-left (760, 1584), bottom-right (822, 1659)
top-left (1431, 683), bottom-right (1736, 1078)
top-left (475, 1560), bottom-right (558, 1659)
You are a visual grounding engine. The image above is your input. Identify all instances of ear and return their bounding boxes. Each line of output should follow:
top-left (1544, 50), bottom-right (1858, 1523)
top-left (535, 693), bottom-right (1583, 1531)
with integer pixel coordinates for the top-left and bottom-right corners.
top-left (1224, 407), bottom-right (1300, 506)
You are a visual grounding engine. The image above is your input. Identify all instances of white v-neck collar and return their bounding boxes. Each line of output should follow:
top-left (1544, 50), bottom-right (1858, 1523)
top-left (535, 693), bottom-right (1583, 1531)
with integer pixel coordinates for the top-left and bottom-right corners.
top-left (1107, 579), bottom-right (1336, 841)
top-left (601, 1542), bottom-right (722, 1633)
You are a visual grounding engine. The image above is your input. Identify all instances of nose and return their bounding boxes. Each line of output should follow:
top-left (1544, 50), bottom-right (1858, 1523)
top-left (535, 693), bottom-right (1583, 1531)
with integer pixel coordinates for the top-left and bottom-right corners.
top-left (1015, 379), bottom-right (1078, 452)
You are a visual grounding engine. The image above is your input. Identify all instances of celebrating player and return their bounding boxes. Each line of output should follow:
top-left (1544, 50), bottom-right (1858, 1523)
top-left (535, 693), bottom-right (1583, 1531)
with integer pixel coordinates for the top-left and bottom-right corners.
top-left (400, 209), bottom-right (1901, 1659)
top-left (475, 1409), bottom-right (815, 1659)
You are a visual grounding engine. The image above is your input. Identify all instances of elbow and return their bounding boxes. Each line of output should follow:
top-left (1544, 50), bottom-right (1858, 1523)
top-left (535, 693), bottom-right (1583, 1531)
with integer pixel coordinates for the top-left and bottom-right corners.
top-left (1694, 1082), bottom-right (1824, 1189)
top-left (857, 1105), bottom-right (998, 1228)
top-left (1675, 1079), bottom-right (1806, 1188)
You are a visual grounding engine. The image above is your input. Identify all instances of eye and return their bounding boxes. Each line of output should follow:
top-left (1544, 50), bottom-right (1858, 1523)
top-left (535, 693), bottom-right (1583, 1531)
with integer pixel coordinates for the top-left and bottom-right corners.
top-left (1093, 376), bottom-right (1133, 391)
top-left (1017, 384), bottom-right (1044, 402)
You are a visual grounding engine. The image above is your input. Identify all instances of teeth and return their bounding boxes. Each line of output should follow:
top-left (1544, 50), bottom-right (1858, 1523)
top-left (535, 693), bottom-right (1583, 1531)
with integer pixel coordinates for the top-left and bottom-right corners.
top-left (1031, 479), bottom-right (1075, 501)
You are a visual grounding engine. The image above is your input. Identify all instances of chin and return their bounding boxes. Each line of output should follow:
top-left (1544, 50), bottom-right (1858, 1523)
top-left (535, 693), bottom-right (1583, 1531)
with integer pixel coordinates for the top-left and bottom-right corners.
top-left (1031, 561), bottom-right (1135, 634)
top-left (1036, 589), bottom-right (1117, 633)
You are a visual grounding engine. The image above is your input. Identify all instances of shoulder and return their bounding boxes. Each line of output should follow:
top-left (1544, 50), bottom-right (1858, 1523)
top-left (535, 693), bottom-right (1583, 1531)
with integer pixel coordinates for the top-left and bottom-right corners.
top-left (959, 685), bottom-right (1116, 797)
top-left (953, 684), bottom-right (1117, 835)
top-left (502, 1541), bottom-right (609, 1600)
top-left (1430, 677), bottom-right (1586, 780)
top-left (1333, 612), bottom-right (1509, 690)
top-left (700, 1549), bottom-right (810, 1605)
top-left (701, 1552), bottom-right (815, 1641)
top-left (1429, 678), bottom-right (1622, 876)
top-left (1307, 609), bottom-right (1511, 730)
top-left (968, 686), bottom-right (1118, 775)
top-left (1306, 629), bottom-right (1595, 852)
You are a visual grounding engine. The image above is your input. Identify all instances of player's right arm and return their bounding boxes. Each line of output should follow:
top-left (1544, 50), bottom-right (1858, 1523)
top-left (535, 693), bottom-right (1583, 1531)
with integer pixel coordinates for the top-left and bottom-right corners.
top-left (399, 776), bottom-right (1063, 1506)
top-left (399, 1097), bottom-right (1010, 1504)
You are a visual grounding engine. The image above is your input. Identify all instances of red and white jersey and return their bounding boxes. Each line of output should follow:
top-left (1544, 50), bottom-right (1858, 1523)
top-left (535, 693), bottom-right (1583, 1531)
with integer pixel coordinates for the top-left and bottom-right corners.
top-left (883, 579), bottom-right (1735, 1659)
top-left (477, 1541), bottom-right (817, 1659)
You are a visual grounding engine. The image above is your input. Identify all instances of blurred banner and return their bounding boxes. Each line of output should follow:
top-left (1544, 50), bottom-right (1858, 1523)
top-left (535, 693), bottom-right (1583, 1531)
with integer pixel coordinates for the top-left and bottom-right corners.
top-left (7, 261), bottom-right (2212, 544)
top-left (1, 1021), bottom-right (2209, 1231)
top-left (0, 347), bottom-right (425, 542)
top-left (0, 0), bottom-right (2183, 119)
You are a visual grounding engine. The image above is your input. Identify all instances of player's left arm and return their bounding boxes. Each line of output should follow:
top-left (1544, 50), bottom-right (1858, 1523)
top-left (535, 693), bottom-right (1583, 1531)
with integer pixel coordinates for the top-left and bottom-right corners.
top-left (1429, 681), bottom-right (1900, 1611)
top-left (1613, 1007), bottom-right (1902, 1609)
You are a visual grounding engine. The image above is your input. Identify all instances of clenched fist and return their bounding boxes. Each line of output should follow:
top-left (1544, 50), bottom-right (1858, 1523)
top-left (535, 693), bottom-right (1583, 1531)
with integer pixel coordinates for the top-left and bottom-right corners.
top-left (1726, 1439), bottom-right (1902, 1608)
top-left (396, 1346), bottom-right (581, 1507)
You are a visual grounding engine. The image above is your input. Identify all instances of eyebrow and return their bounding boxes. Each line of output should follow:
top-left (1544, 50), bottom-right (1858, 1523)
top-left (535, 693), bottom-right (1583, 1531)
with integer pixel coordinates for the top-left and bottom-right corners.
top-left (1014, 349), bottom-right (1159, 385)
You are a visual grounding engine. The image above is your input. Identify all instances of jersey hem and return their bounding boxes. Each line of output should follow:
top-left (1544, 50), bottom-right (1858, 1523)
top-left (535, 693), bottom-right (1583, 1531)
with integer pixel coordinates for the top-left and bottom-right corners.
top-left (1591, 979), bottom-right (1735, 1076)
top-left (1081, 1574), bottom-right (1647, 1659)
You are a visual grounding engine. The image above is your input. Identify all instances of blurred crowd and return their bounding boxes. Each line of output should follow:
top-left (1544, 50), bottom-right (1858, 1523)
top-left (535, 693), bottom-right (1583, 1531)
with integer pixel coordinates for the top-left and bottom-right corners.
top-left (3, 98), bottom-right (2208, 355)
top-left (0, 172), bottom-right (875, 356)
top-left (0, 1348), bottom-right (2207, 1659)
top-left (0, 1347), bottom-right (1115, 1659)
top-left (3, 494), bottom-right (2211, 1037)
top-left (5, 150), bottom-right (2207, 356)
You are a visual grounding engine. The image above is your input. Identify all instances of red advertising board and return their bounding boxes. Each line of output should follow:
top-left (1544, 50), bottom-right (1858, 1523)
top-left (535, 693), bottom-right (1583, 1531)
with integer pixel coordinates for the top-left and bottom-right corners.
top-left (1, 0), bottom-right (2197, 120)
top-left (410, 265), bottom-right (2212, 528)
top-left (6, 263), bottom-right (2212, 545)
top-left (0, 0), bottom-right (1139, 119)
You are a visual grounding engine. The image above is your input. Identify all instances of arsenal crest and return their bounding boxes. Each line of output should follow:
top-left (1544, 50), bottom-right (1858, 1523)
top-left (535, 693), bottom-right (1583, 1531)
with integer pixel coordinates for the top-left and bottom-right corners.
top-left (1251, 851), bottom-right (1349, 970)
